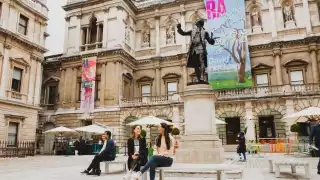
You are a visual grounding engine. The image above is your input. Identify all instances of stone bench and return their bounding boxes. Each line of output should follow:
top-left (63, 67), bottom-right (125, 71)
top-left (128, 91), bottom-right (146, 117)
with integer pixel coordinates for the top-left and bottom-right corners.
top-left (268, 159), bottom-right (310, 179)
top-left (141, 163), bottom-right (242, 180)
top-left (104, 158), bottom-right (127, 174)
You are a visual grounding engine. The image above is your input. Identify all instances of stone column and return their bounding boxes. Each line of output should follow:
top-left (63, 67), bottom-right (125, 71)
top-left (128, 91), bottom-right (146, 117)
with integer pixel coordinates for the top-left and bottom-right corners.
top-left (172, 106), bottom-right (180, 129)
top-left (96, 23), bottom-right (101, 48)
top-left (63, 16), bottom-right (70, 53)
top-left (100, 63), bottom-right (106, 107)
top-left (285, 99), bottom-right (295, 138)
top-left (102, 8), bottom-right (109, 48)
top-left (59, 68), bottom-right (66, 104)
top-left (85, 27), bottom-right (90, 51)
top-left (71, 67), bottom-right (78, 105)
top-left (267, 0), bottom-right (277, 38)
top-left (115, 61), bottom-right (121, 105)
top-left (273, 48), bottom-right (283, 85)
top-left (302, 0), bottom-right (312, 34)
top-left (40, 23), bottom-right (45, 46)
top-left (309, 44), bottom-right (319, 83)
top-left (155, 67), bottom-right (161, 96)
top-left (176, 84), bottom-right (223, 164)
top-left (0, 44), bottom-right (11, 97)
top-left (182, 63), bottom-right (187, 90)
top-left (81, 28), bottom-right (85, 45)
top-left (1, 2), bottom-right (9, 29)
top-left (180, 5), bottom-right (187, 53)
top-left (244, 101), bottom-right (254, 140)
top-left (155, 16), bottom-right (160, 56)
top-left (33, 61), bottom-right (42, 106)
top-left (76, 14), bottom-right (82, 52)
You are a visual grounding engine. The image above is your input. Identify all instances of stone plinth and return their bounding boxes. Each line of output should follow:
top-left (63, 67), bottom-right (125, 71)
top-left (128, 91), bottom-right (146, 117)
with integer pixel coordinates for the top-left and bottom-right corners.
top-left (285, 20), bottom-right (295, 29)
top-left (175, 84), bottom-right (224, 164)
top-left (253, 25), bottom-right (262, 33)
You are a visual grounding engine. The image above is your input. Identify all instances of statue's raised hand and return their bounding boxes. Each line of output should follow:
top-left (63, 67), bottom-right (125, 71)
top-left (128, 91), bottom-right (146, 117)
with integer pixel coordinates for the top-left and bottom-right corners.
top-left (177, 23), bottom-right (182, 29)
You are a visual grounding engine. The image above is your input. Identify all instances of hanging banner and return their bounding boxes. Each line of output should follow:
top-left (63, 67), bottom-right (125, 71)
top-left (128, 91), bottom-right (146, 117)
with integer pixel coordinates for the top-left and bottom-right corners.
top-left (80, 56), bottom-right (97, 113)
top-left (204, 0), bottom-right (253, 89)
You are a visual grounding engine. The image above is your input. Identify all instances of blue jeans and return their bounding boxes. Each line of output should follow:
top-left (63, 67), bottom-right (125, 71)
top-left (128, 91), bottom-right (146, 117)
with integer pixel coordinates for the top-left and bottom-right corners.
top-left (239, 152), bottom-right (246, 160)
top-left (140, 155), bottom-right (173, 180)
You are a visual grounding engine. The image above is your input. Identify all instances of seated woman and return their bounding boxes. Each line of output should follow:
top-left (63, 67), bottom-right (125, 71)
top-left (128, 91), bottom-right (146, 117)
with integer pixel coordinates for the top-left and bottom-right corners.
top-left (131, 123), bottom-right (175, 180)
top-left (123, 125), bottom-right (148, 180)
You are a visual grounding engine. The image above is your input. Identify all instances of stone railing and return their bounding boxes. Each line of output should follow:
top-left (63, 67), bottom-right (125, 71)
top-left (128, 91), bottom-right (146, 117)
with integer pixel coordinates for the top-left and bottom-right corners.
top-left (120, 94), bottom-right (181, 107)
top-left (121, 84), bottom-right (320, 106)
top-left (80, 42), bottom-right (102, 52)
top-left (6, 90), bottom-right (27, 102)
top-left (66, 0), bottom-right (86, 5)
top-left (21, 0), bottom-right (48, 17)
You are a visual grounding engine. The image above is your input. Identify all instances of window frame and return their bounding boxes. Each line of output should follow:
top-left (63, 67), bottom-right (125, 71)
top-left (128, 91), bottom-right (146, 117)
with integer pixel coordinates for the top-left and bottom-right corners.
top-left (141, 84), bottom-right (152, 97)
top-left (11, 67), bottom-right (23, 92)
top-left (47, 85), bottom-right (57, 105)
top-left (7, 122), bottom-right (19, 147)
top-left (289, 69), bottom-right (305, 85)
top-left (166, 81), bottom-right (178, 95)
top-left (136, 76), bottom-right (154, 97)
top-left (284, 59), bottom-right (308, 85)
top-left (18, 14), bottom-right (29, 36)
top-left (255, 73), bottom-right (269, 87)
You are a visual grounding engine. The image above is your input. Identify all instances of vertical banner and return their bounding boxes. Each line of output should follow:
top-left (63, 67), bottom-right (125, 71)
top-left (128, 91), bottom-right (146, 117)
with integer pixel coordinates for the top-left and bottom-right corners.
top-left (204, 0), bottom-right (253, 89)
top-left (80, 57), bottom-right (97, 113)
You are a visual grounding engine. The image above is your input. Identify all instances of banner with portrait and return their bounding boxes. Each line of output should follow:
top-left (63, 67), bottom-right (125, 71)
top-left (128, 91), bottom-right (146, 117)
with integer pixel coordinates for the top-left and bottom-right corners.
top-left (204, 0), bottom-right (253, 89)
top-left (80, 56), bottom-right (97, 113)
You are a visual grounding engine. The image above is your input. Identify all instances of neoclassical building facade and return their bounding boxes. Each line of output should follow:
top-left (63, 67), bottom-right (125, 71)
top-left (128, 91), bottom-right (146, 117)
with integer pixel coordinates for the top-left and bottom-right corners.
top-left (0, 0), bottom-right (48, 145)
top-left (41, 0), bottom-right (320, 152)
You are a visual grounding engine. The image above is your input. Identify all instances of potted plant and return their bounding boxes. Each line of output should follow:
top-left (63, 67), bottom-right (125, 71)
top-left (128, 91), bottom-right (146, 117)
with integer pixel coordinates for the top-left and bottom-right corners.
top-left (171, 127), bottom-right (180, 154)
top-left (141, 129), bottom-right (147, 138)
top-left (290, 123), bottom-right (300, 141)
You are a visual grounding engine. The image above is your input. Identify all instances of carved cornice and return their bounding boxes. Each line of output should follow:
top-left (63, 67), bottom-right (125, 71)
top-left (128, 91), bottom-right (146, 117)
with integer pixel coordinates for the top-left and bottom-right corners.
top-left (65, 16), bottom-right (71, 21)
top-left (0, 28), bottom-right (48, 53)
top-left (4, 114), bottom-right (26, 120)
top-left (76, 13), bottom-right (82, 19)
top-left (9, 57), bottom-right (30, 68)
top-left (272, 48), bottom-right (282, 56)
top-left (4, 43), bottom-right (11, 49)
top-left (308, 43), bottom-right (317, 52)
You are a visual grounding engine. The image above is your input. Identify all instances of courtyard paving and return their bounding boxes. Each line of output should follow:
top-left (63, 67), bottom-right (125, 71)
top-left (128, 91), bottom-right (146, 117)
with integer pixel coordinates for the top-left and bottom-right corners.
top-left (0, 153), bottom-right (319, 180)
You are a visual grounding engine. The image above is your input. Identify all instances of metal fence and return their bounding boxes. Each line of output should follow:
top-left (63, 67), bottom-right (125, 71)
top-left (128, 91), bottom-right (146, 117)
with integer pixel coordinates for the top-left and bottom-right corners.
top-left (0, 141), bottom-right (36, 158)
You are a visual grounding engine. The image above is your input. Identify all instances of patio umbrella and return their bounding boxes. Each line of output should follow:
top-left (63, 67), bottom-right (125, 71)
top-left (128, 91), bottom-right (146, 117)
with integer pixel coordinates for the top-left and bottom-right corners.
top-left (216, 118), bottom-right (227, 125)
top-left (127, 116), bottom-right (174, 146)
top-left (282, 107), bottom-right (320, 122)
top-left (44, 126), bottom-right (79, 136)
top-left (74, 124), bottom-right (113, 134)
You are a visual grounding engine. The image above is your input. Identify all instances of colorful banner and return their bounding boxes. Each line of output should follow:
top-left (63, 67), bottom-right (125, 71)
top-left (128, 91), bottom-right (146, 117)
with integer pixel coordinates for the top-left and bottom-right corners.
top-left (80, 57), bottom-right (97, 113)
top-left (204, 0), bottom-right (253, 89)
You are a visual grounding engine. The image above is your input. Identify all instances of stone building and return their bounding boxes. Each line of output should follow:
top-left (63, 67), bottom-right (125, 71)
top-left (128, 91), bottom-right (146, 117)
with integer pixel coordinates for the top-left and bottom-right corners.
top-left (0, 0), bottom-right (49, 146)
top-left (41, 0), bottom-right (320, 152)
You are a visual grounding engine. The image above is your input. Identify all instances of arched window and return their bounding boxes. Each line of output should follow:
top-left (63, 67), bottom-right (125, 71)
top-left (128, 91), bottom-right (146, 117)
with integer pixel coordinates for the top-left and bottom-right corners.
top-left (89, 16), bottom-right (98, 44)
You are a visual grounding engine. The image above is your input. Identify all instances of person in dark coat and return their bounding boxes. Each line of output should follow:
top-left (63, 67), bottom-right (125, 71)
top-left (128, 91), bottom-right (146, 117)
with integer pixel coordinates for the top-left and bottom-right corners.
top-left (237, 132), bottom-right (246, 162)
top-left (123, 125), bottom-right (148, 180)
top-left (81, 131), bottom-right (116, 176)
top-left (177, 18), bottom-right (216, 83)
top-left (309, 120), bottom-right (320, 174)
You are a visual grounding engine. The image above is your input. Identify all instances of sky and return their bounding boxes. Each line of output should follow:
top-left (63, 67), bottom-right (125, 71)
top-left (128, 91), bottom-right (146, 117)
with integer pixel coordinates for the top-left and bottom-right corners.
top-left (45, 0), bottom-right (67, 56)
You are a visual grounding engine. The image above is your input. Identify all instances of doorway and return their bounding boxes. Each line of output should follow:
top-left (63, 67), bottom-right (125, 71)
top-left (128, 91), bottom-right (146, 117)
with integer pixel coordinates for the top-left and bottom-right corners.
top-left (258, 116), bottom-right (276, 138)
top-left (225, 117), bottom-right (241, 144)
top-left (43, 123), bottom-right (55, 154)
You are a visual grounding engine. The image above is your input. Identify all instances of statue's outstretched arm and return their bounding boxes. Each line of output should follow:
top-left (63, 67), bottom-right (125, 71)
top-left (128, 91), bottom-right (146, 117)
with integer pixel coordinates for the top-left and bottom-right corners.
top-left (205, 32), bottom-right (215, 45)
top-left (177, 24), bottom-right (191, 36)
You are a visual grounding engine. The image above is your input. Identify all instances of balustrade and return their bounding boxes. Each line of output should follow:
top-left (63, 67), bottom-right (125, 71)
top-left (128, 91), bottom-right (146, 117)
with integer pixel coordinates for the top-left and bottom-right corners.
top-left (21, 0), bottom-right (48, 17)
top-left (66, 0), bottom-right (86, 5)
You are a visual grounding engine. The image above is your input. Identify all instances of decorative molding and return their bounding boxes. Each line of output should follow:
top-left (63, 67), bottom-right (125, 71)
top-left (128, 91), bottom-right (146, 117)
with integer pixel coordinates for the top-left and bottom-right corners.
top-left (9, 57), bottom-right (30, 69)
top-left (162, 73), bottom-right (181, 80)
top-left (4, 43), bottom-right (12, 49)
top-left (76, 13), bottom-right (82, 19)
top-left (283, 59), bottom-right (308, 67)
top-left (43, 76), bottom-right (60, 85)
top-left (136, 75), bottom-right (154, 83)
top-left (123, 72), bottom-right (133, 81)
top-left (116, 5), bottom-right (125, 11)
top-left (65, 16), bottom-right (71, 21)
top-left (252, 63), bottom-right (273, 70)
top-left (272, 48), bottom-right (282, 56)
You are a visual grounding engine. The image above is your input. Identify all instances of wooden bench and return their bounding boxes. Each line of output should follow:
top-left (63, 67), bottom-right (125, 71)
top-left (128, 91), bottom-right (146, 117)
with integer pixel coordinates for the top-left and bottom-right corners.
top-left (141, 163), bottom-right (242, 180)
top-left (104, 158), bottom-right (127, 174)
top-left (268, 159), bottom-right (310, 179)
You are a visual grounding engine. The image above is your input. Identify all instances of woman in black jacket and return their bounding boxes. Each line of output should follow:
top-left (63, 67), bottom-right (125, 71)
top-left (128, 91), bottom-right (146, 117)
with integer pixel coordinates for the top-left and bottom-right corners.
top-left (237, 132), bottom-right (246, 162)
top-left (123, 125), bottom-right (148, 180)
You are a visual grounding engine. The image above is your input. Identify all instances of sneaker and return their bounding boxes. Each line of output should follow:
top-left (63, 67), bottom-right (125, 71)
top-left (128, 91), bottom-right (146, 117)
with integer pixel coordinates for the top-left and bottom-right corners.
top-left (131, 171), bottom-right (142, 180)
top-left (317, 169), bottom-right (320, 175)
top-left (80, 170), bottom-right (89, 174)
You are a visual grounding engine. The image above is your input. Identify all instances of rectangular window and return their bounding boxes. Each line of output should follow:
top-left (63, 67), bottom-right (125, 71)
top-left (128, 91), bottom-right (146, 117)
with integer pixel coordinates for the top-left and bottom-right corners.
top-left (256, 74), bottom-right (269, 87)
top-left (167, 82), bottom-right (177, 94)
top-left (48, 86), bottom-right (57, 104)
top-left (78, 82), bottom-right (82, 101)
top-left (123, 81), bottom-right (130, 99)
top-left (8, 122), bottom-right (19, 147)
top-left (290, 70), bottom-right (304, 85)
top-left (11, 67), bottom-right (23, 92)
top-left (141, 85), bottom-right (151, 97)
top-left (18, 14), bottom-right (28, 35)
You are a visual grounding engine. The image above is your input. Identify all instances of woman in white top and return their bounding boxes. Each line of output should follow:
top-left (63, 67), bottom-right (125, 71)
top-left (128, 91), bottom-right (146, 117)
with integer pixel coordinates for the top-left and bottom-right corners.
top-left (132, 123), bottom-right (174, 180)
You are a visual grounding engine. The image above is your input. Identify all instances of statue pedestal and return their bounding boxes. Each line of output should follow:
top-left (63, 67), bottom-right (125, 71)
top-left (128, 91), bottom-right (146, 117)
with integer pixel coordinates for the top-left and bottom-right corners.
top-left (253, 25), bottom-right (262, 33)
top-left (285, 20), bottom-right (295, 29)
top-left (175, 84), bottom-right (224, 164)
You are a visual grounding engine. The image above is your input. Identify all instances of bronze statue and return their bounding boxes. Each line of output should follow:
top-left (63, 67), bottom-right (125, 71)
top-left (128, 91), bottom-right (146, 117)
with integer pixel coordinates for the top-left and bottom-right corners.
top-left (177, 18), bottom-right (216, 84)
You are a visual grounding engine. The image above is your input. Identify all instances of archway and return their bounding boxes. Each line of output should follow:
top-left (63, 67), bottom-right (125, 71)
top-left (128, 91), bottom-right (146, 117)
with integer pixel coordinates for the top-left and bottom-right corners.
top-left (124, 116), bottom-right (139, 141)
top-left (256, 109), bottom-right (284, 139)
top-left (89, 16), bottom-right (98, 44)
top-left (43, 122), bottom-right (55, 154)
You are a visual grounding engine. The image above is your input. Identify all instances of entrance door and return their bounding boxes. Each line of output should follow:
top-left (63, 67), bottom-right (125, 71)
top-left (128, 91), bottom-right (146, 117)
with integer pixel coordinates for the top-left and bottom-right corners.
top-left (225, 117), bottom-right (240, 144)
top-left (258, 116), bottom-right (276, 138)
top-left (43, 123), bottom-right (55, 154)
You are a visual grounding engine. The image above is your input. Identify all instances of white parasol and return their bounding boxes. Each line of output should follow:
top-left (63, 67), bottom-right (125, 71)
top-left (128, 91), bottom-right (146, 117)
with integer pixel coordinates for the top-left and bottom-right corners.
top-left (74, 124), bottom-right (113, 134)
top-left (44, 126), bottom-right (79, 136)
top-left (282, 107), bottom-right (320, 122)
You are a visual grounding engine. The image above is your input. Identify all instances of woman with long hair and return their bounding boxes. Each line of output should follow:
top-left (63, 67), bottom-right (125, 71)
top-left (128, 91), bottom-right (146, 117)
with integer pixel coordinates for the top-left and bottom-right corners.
top-left (131, 123), bottom-right (174, 180)
top-left (123, 125), bottom-right (147, 180)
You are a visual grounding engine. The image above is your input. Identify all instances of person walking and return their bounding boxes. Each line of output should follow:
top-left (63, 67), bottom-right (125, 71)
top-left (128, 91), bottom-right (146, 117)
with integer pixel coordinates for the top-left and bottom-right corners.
top-left (237, 132), bottom-right (247, 162)
top-left (309, 120), bottom-right (320, 175)
top-left (122, 125), bottom-right (148, 180)
top-left (131, 123), bottom-right (175, 180)
top-left (81, 131), bottom-right (116, 176)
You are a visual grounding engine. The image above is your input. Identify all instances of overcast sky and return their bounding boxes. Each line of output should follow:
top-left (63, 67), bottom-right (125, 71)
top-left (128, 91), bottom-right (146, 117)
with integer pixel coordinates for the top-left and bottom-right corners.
top-left (45, 0), bottom-right (67, 56)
